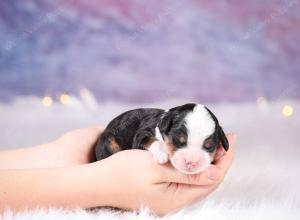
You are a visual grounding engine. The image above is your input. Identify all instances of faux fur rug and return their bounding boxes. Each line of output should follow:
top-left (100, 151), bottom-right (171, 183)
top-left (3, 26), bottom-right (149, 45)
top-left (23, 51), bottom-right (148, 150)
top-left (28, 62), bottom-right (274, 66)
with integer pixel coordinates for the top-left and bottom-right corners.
top-left (1, 98), bottom-right (299, 219)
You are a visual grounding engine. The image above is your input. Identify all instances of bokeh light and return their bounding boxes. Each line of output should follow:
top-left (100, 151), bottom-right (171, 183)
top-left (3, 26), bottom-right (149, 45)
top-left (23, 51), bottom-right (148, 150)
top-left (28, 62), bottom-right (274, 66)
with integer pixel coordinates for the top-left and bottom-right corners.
top-left (42, 96), bottom-right (53, 107)
top-left (60, 94), bottom-right (70, 105)
top-left (282, 105), bottom-right (294, 117)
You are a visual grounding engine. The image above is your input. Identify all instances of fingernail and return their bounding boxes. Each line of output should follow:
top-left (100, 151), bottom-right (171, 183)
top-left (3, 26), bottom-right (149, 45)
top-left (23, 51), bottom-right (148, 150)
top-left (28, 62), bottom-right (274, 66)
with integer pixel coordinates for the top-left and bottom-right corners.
top-left (207, 166), bottom-right (221, 181)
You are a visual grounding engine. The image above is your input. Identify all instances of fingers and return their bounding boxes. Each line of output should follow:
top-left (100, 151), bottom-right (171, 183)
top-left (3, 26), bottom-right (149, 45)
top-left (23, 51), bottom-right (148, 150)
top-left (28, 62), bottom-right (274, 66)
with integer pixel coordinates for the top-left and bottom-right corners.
top-left (214, 133), bottom-right (236, 176)
top-left (84, 126), bottom-right (104, 136)
top-left (156, 133), bottom-right (236, 186)
top-left (62, 126), bottom-right (104, 138)
top-left (75, 126), bottom-right (104, 140)
top-left (91, 125), bottom-right (105, 132)
top-left (157, 163), bottom-right (223, 186)
top-left (161, 182), bottom-right (217, 212)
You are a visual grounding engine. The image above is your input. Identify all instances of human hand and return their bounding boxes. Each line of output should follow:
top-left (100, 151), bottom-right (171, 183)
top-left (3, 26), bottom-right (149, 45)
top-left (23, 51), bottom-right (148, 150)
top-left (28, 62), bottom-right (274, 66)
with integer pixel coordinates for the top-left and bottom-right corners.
top-left (54, 126), bottom-right (104, 166)
top-left (90, 134), bottom-right (235, 216)
top-left (0, 129), bottom-right (234, 215)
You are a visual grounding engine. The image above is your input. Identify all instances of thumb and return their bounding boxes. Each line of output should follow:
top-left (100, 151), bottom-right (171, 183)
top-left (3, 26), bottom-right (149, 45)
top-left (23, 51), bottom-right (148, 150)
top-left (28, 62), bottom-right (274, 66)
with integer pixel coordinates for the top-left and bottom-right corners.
top-left (157, 163), bottom-right (223, 186)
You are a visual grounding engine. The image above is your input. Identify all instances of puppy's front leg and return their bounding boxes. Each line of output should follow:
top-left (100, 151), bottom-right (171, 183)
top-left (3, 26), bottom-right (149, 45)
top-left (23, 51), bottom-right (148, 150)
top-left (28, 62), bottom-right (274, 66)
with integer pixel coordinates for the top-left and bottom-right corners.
top-left (148, 141), bottom-right (169, 164)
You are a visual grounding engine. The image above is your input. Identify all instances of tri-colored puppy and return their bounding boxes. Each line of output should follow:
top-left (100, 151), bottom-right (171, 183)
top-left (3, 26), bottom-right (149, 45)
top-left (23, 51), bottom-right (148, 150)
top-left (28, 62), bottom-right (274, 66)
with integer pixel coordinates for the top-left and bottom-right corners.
top-left (95, 103), bottom-right (228, 174)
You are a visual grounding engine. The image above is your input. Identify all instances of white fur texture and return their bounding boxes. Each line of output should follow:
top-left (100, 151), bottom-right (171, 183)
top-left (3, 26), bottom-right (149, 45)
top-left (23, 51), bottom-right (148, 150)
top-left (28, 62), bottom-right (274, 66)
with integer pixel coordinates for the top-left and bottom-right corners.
top-left (185, 104), bottom-right (215, 147)
top-left (148, 141), bottom-right (168, 164)
top-left (170, 147), bottom-right (211, 174)
top-left (0, 98), bottom-right (299, 219)
top-left (170, 105), bottom-right (215, 173)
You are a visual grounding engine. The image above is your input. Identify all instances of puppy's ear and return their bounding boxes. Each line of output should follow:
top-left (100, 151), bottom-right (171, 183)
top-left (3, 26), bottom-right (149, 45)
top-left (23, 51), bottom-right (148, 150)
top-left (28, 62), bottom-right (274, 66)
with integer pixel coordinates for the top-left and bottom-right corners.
top-left (158, 111), bottom-right (173, 135)
top-left (218, 126), bottom-right (229, 151)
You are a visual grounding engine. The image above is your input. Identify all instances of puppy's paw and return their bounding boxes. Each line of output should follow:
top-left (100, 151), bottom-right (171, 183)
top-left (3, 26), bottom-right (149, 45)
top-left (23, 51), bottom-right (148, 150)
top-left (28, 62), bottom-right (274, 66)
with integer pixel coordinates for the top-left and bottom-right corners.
top-left (148, 141), bottom-right (169, 164)
top-left (153, 150), bottom-right (169, 164)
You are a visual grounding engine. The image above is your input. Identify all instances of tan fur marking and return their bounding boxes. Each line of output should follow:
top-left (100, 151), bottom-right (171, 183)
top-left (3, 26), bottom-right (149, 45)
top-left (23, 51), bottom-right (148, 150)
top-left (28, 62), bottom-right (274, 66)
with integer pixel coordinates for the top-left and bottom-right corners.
top-left (109, 136), bottom-right (121, 153)
top-left (165, 136), bottom-right (176, 156)
top-left (144, 137), bottom-right (156, 150)
top-left (166, 143), bottom-right (176, 156)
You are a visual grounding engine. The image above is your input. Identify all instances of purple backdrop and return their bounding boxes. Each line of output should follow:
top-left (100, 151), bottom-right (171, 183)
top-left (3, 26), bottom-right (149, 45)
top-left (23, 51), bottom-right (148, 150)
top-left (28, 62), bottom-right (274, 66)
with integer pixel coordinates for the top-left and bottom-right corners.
top-left (0, 0), bottom-right (299, 103)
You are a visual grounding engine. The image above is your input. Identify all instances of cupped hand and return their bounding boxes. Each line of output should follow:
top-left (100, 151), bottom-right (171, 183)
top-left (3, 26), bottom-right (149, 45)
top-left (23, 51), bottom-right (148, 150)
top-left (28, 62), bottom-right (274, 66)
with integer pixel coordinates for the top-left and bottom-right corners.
top-left (0, 127), bottom-right (103, 170)
top-left (91, 134), bottom-right (235, 216)
top-left (54, 126), bottom-right (104, 166)
top-left (54, 127), bottom-right (235, 215)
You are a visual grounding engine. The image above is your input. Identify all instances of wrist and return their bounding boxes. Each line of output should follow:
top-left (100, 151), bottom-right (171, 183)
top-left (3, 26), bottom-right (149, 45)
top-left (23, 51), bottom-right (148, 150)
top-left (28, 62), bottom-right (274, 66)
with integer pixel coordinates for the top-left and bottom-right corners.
top-left (0, 165), bottom-right (108, 212)
top-left (80, 161), bottom-right (116, 208)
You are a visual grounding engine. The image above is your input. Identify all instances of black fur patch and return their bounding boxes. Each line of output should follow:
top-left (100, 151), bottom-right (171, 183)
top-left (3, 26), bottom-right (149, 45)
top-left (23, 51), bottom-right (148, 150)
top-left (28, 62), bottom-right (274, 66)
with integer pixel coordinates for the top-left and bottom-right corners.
top-left (159, 103), bottom-right (195, 149)
top-left (203, 131), bottom-right (219, 153)
top-left (95, 108), bottom-right (164, 160)
top-left (94, 103), bottom-right (228, 161)
top-left (204, 106), bottom-right (229, 151)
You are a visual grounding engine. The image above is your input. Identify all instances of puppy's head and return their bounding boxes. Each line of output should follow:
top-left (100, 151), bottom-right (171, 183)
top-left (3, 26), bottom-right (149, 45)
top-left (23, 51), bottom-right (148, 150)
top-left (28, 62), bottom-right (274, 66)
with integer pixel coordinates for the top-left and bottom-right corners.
top-left (159, 103), bottom-right (228, 174)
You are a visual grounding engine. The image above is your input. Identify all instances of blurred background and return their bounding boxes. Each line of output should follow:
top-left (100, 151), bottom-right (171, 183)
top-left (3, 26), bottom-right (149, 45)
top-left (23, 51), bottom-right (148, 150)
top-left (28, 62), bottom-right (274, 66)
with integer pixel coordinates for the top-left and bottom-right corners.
top-left (1, 0), bottom-right (300, 103)
top-left (0, 0), bottom-right (299, 147)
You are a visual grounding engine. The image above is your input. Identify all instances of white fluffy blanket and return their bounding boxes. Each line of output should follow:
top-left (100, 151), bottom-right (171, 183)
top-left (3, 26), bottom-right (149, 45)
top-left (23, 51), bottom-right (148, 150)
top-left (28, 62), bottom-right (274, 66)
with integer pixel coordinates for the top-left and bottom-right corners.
top-left (1, 98), bottom-right (299, 219)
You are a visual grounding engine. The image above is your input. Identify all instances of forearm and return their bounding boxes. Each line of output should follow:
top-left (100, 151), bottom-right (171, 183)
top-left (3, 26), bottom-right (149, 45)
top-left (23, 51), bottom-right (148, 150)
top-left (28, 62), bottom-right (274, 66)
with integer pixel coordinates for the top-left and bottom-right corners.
top-left (0, 162), bottom-right (110, 213)
top-left (0, 141), bottom-right (64, 170)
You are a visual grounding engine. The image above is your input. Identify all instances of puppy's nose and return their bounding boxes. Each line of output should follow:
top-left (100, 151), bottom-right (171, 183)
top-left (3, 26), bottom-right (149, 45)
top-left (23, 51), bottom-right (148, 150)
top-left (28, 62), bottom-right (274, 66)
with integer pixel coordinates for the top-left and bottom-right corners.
top-left (184, 155), bottom-right (202, 170)
top-left (185, 160), bottom-right (199, 169)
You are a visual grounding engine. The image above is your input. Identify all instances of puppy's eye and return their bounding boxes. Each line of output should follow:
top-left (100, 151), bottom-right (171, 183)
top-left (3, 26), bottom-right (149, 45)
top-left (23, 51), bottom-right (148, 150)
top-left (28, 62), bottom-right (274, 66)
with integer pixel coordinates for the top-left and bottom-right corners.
top-left (172, 136), bottom-right (187, 148)
top-left (203, 139), bottom-right (216, 152)
top-left (204, 142), bottom-right (211, 148)
top-left (179, 136), bottom-right (187, 145)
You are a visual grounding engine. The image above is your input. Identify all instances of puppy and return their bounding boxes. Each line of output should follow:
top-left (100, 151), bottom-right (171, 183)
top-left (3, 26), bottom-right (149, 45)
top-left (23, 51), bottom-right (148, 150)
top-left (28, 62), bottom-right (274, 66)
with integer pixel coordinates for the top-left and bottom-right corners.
top-left (95, 103), bottom-right (228, 174)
